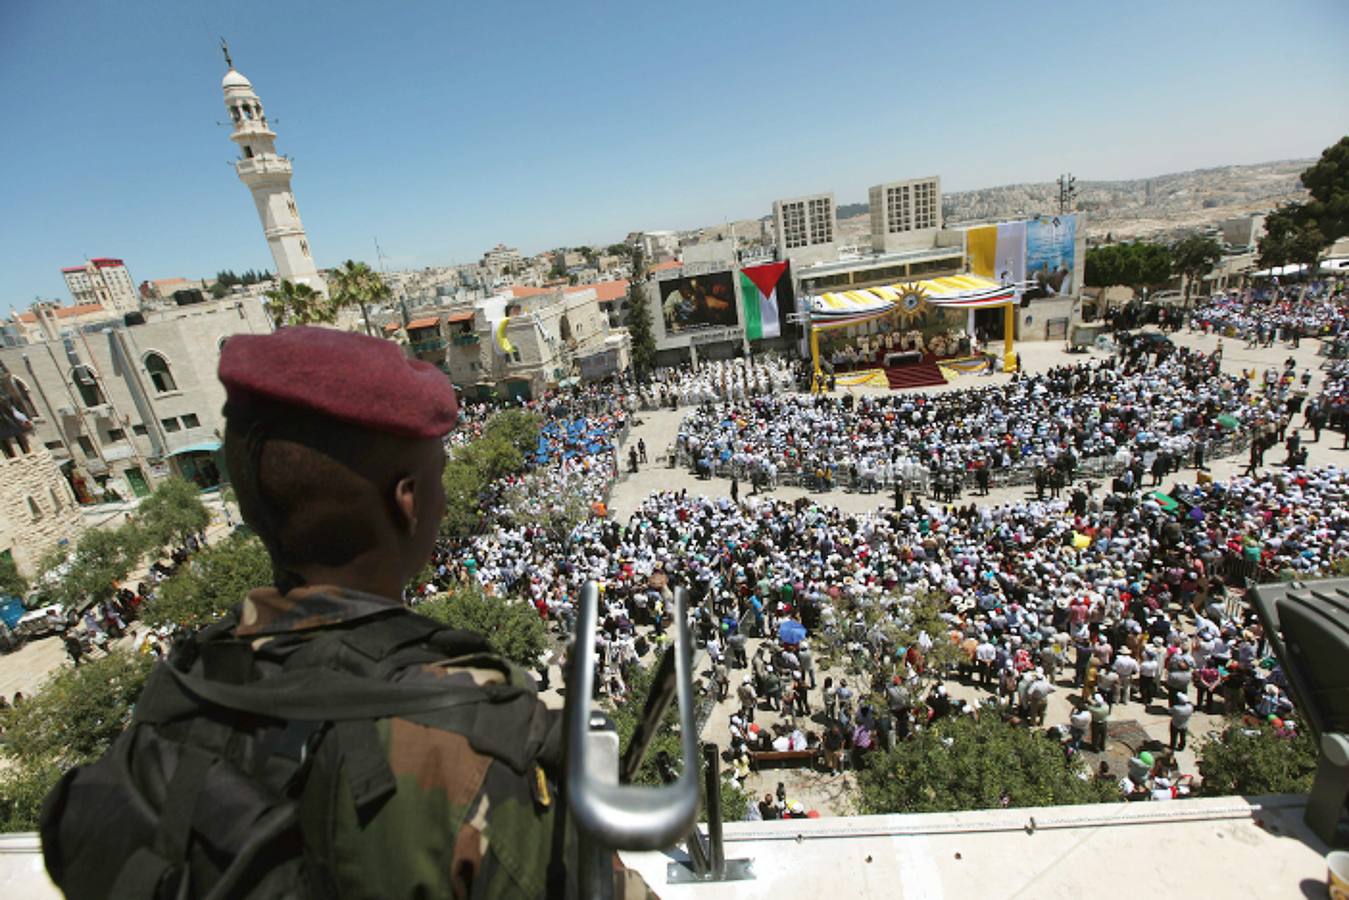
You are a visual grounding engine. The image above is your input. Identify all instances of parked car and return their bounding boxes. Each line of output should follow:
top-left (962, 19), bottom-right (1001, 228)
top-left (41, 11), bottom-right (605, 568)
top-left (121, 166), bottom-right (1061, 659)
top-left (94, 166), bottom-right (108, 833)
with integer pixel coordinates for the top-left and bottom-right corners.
top-left (16, 604), bottom-right (68, 640)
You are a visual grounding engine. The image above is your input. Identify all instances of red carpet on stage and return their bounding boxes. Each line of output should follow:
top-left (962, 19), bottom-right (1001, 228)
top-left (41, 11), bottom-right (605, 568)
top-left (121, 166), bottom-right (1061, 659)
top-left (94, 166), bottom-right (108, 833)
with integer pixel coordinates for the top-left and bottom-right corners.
top-left (884, 362), bottom-right (947, 390)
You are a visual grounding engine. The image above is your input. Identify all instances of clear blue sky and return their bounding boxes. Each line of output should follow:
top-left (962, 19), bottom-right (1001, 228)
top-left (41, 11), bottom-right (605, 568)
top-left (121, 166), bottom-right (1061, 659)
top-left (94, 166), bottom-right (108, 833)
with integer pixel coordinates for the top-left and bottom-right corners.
top-left (3, 0), bottom-right (1346, 315)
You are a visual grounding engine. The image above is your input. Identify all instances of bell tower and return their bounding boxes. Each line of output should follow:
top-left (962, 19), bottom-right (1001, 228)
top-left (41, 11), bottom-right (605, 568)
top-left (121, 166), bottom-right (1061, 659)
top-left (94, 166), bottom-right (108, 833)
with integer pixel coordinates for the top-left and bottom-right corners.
top-left (220, 41), bottom-right (324, 291)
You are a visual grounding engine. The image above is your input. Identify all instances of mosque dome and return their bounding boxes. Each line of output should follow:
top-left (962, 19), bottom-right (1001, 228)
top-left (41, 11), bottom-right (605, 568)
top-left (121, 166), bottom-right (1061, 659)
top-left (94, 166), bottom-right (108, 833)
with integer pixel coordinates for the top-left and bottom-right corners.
top-left (222, 68), bottom-right (252, 90)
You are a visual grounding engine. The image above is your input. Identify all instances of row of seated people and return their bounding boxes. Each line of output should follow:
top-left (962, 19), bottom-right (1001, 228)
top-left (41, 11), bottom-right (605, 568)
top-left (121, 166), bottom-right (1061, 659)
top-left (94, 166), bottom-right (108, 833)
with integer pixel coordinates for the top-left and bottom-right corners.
top-left (828, 329), bottom-right (974, 371)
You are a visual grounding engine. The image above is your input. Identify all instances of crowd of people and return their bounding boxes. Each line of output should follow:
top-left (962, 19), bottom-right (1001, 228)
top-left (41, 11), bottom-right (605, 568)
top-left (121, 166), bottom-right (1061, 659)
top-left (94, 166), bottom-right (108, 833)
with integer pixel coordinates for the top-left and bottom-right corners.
top-left (632, 356), bottom-right (799, 409)
top-left (1189, 281), bottom-right (1348, 346)
top-left (673, 348), bottom-right (1282, 495)
top-left (423, 430), bottom-right (1348, 799)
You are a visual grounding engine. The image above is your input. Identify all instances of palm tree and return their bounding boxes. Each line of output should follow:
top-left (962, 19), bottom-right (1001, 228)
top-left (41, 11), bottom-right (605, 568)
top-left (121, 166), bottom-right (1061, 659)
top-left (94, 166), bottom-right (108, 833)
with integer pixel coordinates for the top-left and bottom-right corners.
top-left (263, 279), bottom-right (338, 327)
top-left (329, 259), bottom-right (391, 336)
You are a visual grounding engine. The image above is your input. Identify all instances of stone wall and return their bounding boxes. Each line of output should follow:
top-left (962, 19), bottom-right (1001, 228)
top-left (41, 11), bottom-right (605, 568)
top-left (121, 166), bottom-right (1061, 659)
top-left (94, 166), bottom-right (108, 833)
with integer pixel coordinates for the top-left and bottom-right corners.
top-left (0, 445), bottom-right (86, 577)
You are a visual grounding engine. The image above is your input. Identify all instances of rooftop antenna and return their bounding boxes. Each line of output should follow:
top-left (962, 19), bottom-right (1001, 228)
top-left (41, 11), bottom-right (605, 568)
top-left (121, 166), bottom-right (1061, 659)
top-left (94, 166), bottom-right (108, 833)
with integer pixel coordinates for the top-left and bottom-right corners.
top-left (220, 37), bottom-right (233, 70)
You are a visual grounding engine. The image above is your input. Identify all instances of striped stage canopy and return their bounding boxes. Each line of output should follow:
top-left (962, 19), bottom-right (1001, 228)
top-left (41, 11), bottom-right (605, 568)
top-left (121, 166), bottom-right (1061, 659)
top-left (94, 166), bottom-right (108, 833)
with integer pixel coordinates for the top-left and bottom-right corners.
top-left (810, 274), bottom-right (1017, 329)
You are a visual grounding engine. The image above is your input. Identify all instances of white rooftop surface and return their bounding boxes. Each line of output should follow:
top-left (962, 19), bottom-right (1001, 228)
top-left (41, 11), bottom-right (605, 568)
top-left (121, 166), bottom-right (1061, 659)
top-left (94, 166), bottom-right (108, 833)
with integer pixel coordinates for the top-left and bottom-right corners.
top-left (620, 795), bottom-right (1331, 899)
top-left (1, 795), bottom-right (1329, 897)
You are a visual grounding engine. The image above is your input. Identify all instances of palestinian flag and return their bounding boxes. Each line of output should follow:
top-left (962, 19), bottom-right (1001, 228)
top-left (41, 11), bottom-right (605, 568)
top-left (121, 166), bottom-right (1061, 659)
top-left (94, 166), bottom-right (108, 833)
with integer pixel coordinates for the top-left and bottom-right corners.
top-left (739, 261), bottom-right (788, 341)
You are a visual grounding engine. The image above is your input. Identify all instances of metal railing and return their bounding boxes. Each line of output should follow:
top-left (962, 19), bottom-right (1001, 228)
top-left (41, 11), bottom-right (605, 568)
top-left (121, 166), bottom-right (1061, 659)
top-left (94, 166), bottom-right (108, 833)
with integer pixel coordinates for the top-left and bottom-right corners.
top-left (566, 582), bottom-right (701, 897)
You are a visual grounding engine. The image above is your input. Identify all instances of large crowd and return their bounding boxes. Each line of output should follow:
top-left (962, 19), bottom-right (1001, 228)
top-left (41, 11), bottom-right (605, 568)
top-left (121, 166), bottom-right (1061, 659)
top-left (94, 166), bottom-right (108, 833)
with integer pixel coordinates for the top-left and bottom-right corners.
top-left (1189, 280), bottom-right (1348, 347)
top-left (411, 306), bottom-right (1349, 811)
top-left (673, 348), bottom-right (1290, 494)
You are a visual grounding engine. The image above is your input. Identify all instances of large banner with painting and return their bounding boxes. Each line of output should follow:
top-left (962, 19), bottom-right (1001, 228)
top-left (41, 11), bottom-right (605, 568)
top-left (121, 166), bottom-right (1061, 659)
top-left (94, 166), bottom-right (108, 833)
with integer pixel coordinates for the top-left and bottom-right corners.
top-left (1024, 213), bottom-right (1076, 299)
top-left (739, 261), bottom-right (793, 341)
top-left (659, 271), bottom-right (738, 334)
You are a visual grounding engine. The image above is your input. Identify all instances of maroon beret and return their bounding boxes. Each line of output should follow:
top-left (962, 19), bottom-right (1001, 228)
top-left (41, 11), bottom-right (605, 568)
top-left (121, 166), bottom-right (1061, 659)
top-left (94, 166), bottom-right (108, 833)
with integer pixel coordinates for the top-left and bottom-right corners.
top-left (219, 326), bottom-right (457, 438)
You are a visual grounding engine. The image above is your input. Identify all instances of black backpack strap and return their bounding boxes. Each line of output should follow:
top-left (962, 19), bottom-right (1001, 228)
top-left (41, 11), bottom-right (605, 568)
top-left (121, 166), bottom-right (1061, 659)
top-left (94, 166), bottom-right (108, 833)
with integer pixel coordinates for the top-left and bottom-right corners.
top-left (146, 662), bottom-right (522, 723)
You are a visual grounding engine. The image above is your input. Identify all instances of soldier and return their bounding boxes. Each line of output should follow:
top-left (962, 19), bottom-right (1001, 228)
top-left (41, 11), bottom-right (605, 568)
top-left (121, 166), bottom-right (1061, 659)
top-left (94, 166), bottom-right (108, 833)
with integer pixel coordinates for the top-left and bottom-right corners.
top-left (41, 328), bottom-right (591, 898)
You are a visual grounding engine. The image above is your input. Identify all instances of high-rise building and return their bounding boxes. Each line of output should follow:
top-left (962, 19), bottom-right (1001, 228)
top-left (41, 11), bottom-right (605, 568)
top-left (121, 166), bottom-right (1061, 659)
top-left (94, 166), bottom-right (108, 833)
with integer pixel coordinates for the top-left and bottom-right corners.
top-left (221, 44), bottom-right (324, 292)
top-left (61, 258), bottom-right (140, 314)
top-left (869, 176), bottom-right (942, 254)
top-left (482, 243), bottom-right (523, 276)
top-left (772, 193), bottom-right (836, 265)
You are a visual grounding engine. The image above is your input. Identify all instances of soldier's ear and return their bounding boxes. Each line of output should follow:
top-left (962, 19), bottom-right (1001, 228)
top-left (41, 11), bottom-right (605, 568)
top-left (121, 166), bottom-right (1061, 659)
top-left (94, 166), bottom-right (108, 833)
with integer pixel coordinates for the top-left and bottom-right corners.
top-left (393, 475), bottom-right (418, 534)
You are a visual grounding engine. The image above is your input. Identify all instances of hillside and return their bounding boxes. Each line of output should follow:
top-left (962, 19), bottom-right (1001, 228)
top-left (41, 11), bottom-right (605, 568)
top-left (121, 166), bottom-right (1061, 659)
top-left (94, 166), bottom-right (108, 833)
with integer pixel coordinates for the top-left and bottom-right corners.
top-left (834, 159), bottom-right (1311, 245)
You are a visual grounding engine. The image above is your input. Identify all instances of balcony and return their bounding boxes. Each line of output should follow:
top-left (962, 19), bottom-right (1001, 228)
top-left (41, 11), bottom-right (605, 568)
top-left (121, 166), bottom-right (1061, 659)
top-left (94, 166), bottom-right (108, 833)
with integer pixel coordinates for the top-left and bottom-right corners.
top-left (452, 333), bottom-right (480, 346)
top-left (410, 338), bottom-right (446, 355)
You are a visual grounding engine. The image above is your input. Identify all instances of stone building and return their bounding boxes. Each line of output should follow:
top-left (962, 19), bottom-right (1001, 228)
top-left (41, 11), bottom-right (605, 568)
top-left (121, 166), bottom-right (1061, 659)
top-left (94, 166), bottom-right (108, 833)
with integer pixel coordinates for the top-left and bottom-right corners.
top-left (0, 297), bottom-right (273, 500)
top-left (1, 363), bottom-right (85, 577)
top-left (395, 288), bottom-right (628, 402)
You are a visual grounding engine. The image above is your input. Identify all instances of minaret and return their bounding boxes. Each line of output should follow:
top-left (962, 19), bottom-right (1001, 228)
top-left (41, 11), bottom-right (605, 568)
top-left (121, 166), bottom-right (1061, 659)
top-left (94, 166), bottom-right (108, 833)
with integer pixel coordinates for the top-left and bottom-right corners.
top-left (221, 42), bottom-right (324, 291)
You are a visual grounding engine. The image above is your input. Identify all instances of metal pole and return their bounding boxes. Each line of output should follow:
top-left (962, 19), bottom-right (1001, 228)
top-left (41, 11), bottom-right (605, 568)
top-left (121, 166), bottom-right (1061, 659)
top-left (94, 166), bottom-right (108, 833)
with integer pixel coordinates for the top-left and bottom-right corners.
top-left (702, 743), bottom-right (726, 879)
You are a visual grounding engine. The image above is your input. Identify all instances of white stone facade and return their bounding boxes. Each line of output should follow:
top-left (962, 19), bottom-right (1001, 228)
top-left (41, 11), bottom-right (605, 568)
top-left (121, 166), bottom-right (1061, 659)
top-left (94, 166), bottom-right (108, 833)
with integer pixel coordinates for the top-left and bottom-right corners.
top-left (61, 258), bottom-right (140, 314)
top-left (0, 298), bottom-right (273, 497)
top-left (0, 446), bottom-right (86, 577)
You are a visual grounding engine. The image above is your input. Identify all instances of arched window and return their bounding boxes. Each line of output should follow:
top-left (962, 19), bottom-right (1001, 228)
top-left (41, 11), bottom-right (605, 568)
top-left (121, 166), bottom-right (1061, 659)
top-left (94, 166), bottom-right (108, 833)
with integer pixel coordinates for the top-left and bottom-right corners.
top-left (11, 377), bottom-right (38, 418)
top-left (71, 366), bottom-right (105, 407)
top-left (27, 496), bottom-right (42, 521)
top-left (144, 353), bottom-right (177, 393)
top-left (49, 487), bottom-right (62, 512)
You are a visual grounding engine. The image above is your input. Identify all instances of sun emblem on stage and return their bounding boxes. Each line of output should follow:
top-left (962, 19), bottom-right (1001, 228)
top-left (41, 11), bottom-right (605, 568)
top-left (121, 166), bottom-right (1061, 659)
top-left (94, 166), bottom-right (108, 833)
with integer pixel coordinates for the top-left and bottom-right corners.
top-left (896, 283), bottom-right (929, 323)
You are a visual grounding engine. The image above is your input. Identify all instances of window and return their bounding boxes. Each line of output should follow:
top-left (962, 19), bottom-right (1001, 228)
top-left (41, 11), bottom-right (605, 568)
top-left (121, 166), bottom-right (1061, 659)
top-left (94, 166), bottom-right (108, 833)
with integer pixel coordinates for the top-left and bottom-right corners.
top-left (77, 435), bottom-right (95, 456)
top-left (44, 440), bottom-right (64, 451)
top-left (181, 413), bottom-right (200, 429)
top-left (27, 496), bottom-right (42, 522)
top-left (243, 146), bottom-right (254, 159)
top-left (132, 424), bottom-right (148, 436)
top-left (71, 366), bottom-right (105, 406)
top-left (106, 428), bottom-right (125, 442)
top-left (161, 417), bottom-right (181, 433)
top-left (50, 487), bottom-right (62, 512)
top-left (301, 240), bottom-right (311, 258)
top-left (144, 352), bottom-right (177, 393)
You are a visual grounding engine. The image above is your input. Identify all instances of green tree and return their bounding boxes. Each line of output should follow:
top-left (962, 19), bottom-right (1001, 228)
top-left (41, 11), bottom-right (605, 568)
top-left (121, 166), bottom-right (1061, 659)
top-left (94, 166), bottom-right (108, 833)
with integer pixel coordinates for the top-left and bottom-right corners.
top-left (856, 716), bottom-right (1118, 814)
top-left (605, 662), bottom-right (751, 824)
top-left (438, 410), bottom-right (540, 538)
top-left (0, 649), bottom-right (152, 766)
top-left (1259, 204), bottom-right (1328, 274)
top-left (143, 531), bottom-right (272, 630)
top-left (482, 409), bottom-right (542, 456)
top-left (624, 250), bottom-right (657, 378)
top-left (0, 649), bottom-right (153, 832)
top-left (264, 279), bottom-right (339, 327)
top-left (1196, 721), bottom-right (1318, 795)
top-left (43, 524), bottom-right (143, 611)
top-left (1171, 233), bottom-right (1223, 307)
top-left (0, 553), bottom-right (26, 598)
top-left (1257, 137), bottom-right (1349, 275)
top-left (415, 583), bottom-right (545, 669)
top-left (1084, 242), bottom-right (1173, 294)
top-left (329, 259), bottom-right (391, 337)
top-left (132, 477), bottom-right (211, 559)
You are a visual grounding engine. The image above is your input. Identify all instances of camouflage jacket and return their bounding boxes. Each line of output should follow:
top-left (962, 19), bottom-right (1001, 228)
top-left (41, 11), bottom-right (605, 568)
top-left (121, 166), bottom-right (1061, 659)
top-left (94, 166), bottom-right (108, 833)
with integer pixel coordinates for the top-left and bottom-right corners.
top-left (237, 585), bottom-right (561, 899)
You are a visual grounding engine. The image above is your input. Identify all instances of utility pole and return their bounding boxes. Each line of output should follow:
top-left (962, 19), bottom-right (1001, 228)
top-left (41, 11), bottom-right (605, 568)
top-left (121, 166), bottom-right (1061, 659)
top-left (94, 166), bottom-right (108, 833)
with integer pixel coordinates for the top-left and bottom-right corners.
top-left (375, 237), bottom-right (410, 328)
top-left (1057, 173), bottom-right (1077, 214)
